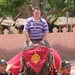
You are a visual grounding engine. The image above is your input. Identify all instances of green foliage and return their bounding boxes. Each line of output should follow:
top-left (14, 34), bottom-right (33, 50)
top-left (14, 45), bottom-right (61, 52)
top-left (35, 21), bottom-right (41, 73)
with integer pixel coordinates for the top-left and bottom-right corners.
top-left (0, 0), bottom-right (29, 18)
top-left (0, 0), bottom-right (18, 18)
top-left (46, 0), bottom-right (75, 17)
top-left (0, 0), bottom-right (75, 18)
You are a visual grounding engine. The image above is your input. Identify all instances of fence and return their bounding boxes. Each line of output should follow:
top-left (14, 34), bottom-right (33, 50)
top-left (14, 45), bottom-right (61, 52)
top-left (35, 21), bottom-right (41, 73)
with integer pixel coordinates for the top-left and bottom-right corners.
top-left (0, 27), bottom-right (75, 60)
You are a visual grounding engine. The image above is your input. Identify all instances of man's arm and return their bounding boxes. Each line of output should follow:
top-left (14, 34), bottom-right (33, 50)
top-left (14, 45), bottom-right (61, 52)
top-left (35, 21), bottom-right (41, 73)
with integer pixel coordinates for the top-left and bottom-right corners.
top-left (24, 32), bottom-right (33, 46)
top-left (41, 18), bottom-right (49, 41)
top-left (42, 32), bottom-right (49, 41)
top-left (40, 32), bottom-right (49, 44)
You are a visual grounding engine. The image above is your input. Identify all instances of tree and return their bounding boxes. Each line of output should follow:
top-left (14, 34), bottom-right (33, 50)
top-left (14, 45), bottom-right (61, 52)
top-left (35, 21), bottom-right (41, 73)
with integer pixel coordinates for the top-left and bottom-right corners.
top-left (0, 0), bottom-right (75, 18)
top-left (0, 0), bottom-right (75, 33)
top-left (1, 0), bottom-right (75, 18)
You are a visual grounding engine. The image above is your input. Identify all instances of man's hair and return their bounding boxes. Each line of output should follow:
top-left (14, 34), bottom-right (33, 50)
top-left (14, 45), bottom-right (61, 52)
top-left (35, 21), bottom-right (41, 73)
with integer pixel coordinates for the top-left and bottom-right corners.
top-left (33, 7), bottom-right (40, 11)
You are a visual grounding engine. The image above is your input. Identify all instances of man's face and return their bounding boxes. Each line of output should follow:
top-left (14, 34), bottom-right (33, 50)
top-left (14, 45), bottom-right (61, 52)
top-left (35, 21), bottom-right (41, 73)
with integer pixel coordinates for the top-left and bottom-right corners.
top-left (0, 64), bottom-right (7, 71)
top-left (33, 9), bottom-right (41, 19)
top-left (62, 66), bottom-right (71, 75)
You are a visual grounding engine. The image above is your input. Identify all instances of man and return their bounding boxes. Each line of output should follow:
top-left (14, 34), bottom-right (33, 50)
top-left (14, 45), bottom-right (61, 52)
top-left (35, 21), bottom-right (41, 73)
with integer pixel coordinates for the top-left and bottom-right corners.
top-left (23, 7), bottom-right (49, 46)
top-left (61, 60), bottom-right (72, 75)
top-left (54, 60), bottom-right (73, 75)
top-left (0, 59), bottom-right (13, 75)
top-left (19, 7), bottom-right (49, 74)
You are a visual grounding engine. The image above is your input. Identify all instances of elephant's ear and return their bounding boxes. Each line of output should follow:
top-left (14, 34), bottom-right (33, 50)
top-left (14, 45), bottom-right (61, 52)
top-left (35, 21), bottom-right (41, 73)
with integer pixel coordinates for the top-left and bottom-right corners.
top-left (22, 40), bottom-right (29, 51)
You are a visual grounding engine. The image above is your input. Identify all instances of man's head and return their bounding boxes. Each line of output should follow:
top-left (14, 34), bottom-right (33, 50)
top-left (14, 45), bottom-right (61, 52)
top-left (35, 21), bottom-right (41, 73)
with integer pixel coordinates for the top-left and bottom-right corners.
top-left (33, 7), bottom-right (41, 20)
top-left (61, 60), bottom-right (71, 75)
top-left (0, 59), bottom-right (7, 71)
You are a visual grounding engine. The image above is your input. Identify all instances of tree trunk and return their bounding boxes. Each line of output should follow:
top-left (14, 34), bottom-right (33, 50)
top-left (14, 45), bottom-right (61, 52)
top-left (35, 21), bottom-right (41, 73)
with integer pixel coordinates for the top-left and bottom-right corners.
top-left (18, 5), bottom-right (32, 17)
top-left (24, 5), bottom-right (32, 17)
top-left (42, 9), bottom-right (57, 19)
top-left (33, 0), bottom-right (40, 7)
top-left (41, 0), bottom-right (46, 14)
top-left (13, 13), bottom-right (21, 21)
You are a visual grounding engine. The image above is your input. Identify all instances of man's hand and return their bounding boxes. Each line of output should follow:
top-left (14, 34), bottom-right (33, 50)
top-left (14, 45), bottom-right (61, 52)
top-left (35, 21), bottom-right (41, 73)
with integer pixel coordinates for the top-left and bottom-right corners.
top-left (29, 41), bottom-right (33, 46)
top-left (40, 40), bottom-right (45, 45)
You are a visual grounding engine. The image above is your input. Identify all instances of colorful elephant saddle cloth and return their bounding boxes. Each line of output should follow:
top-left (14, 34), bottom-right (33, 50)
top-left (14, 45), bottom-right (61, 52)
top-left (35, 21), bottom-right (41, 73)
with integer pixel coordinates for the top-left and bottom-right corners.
top-left (22, 45), bottom-right (50, 74)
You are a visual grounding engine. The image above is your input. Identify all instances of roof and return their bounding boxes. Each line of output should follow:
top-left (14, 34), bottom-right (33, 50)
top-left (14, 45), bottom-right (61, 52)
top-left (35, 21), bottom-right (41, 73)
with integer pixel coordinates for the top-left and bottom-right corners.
top-left (15, 18), bottom-right (26, 27)
top-left (1, 19), bottom-right (15, 26)
top-left (57, 17), bottom-right (75, 26)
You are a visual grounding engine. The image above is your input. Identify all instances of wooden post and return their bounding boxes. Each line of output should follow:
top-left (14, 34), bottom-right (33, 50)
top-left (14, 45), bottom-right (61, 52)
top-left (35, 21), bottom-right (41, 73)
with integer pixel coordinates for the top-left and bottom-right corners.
top-left (66, 12), bottom-right (68, 31)
top-left (71, 18), bottom-right (73, 32)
